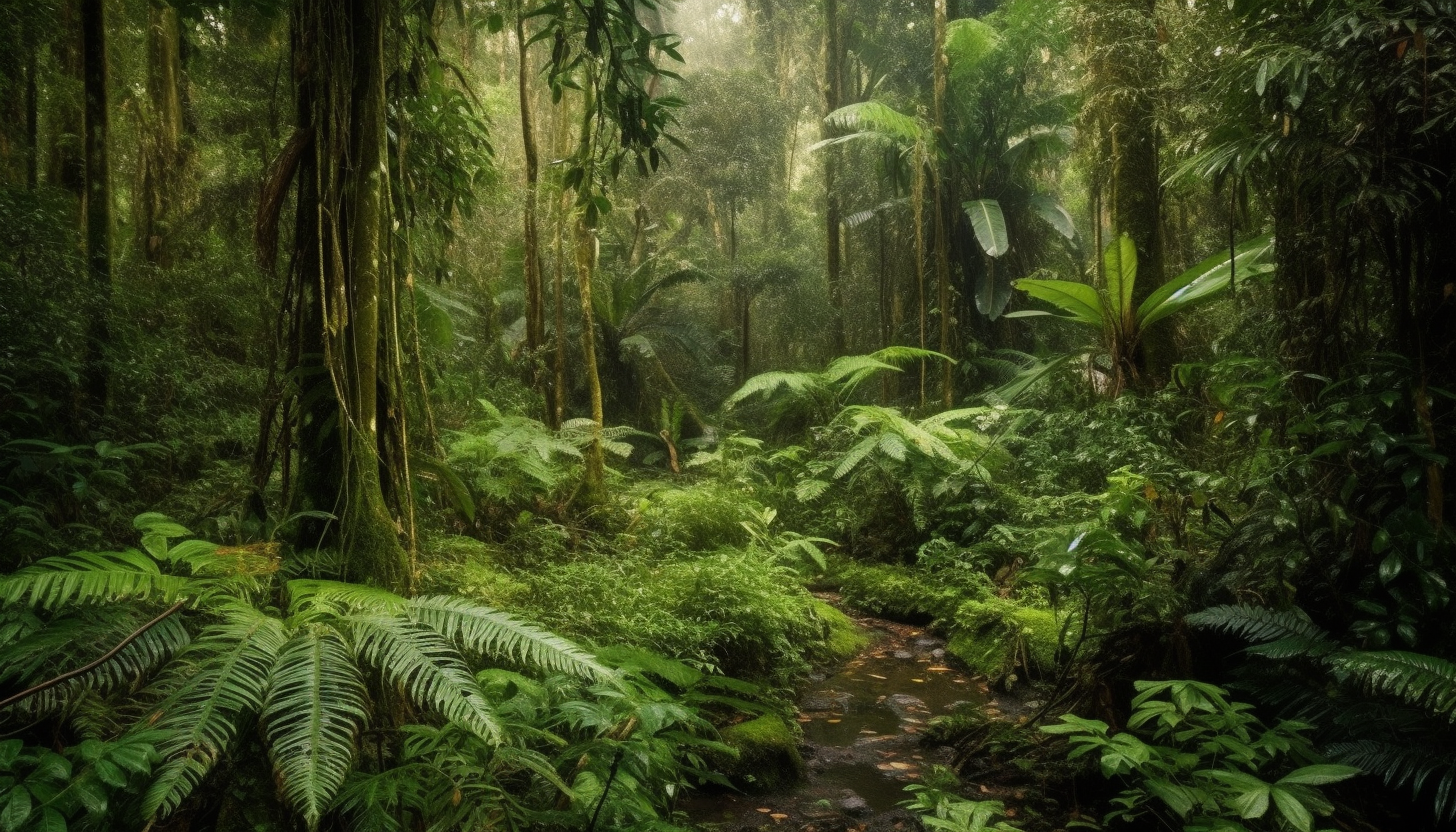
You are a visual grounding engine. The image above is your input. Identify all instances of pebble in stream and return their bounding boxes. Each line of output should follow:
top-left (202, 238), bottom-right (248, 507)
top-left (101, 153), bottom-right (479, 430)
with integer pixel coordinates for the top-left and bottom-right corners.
top-left (684, 598), bottom-right (989, 831)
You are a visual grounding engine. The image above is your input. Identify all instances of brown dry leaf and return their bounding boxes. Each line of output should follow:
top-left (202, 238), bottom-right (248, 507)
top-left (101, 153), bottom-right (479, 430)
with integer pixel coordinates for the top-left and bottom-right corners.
top-left (868, 674), bottom-right (888, 680)
top-left (757, 807), bottom-right (772, 813)
top-left (770, 813), bottom-right (788, 821)
top-left (927, 666), bottom-right (950, 672)
top-left (876, 763), bottom-right (895, 771)
top-left (912, 678), bottom-right (925, 683)
top-left (889, 762), bottom-right (914, 770)
top-left (827, 719), bottom-right (842, 724)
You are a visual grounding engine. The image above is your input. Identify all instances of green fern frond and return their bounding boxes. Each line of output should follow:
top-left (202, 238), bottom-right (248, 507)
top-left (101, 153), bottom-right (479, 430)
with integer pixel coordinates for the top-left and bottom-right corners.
top-left (140, 605), bottom-right (286, 820)
top-left (288, 580), bottom-right (407, 616)
top-left (262, 626), bottom-right (367, 830)
top-left (1330, 651), bottom-right (1456, 722)
top-left (348, 614), bottom-right (501, 742)
top-left (0, 549), bottom-right (192, 609)
top-left (723, 371), bottom-right (824, 409)
top-left (821, 101), bottom-right (925, 146)
top-left (409, 596), bottom-right (612, 682)
top-left (1185, 605), bottom-right (1334, 648)
top-left (1327, 739), bottom-right (1456, 820)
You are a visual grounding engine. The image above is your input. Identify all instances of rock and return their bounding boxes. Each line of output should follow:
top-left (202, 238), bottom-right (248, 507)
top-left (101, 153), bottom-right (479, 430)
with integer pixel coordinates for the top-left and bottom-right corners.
top-left (866, 808), bottom-right (925, 832)
top-left (893, 650), bottom-right (914, 660)
top-left (802, 692), bottom-right (851, 712)
top-left (931, 648), bottom-right (946, 658)
top-left (838, 792), bottom-right (872, 817)
top-left (914, 637), bottom-right (938, 649)
top-left (714, 715), bottom-right (807, 793)
top-left (884, 693), bottom-right (928, 718)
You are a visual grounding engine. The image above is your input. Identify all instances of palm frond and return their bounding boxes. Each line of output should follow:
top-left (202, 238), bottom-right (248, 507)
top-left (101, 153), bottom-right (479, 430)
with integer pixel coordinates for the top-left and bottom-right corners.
top-left (409, 595), bottom-right (612, 683)
top-left (348, 613), bottom-right (501, 742)
top-left (723, 371), bottom-right (825, 409)
top-left (262, 626), bottom-right (367, 829)
top-left (0, 549), bottom-right (192, 610)
top-left (1330, 651), bottom-right (1456, 722)
top-left (140, 605), bottom-right (287, 821)
top-left (818, 101), bottom-right (925, 148)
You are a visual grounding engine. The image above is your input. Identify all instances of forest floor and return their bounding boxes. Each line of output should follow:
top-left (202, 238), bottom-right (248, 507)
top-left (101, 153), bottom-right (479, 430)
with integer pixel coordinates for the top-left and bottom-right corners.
top-left (683, 594), bottom-right (1038, 831)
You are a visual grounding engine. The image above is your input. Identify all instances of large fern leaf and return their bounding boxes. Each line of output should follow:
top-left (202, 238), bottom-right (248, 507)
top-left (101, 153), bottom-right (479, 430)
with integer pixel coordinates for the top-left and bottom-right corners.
top-left (288, 579), bottom-right (407, 616)
top-left (1327, 739), bottom-right (1456, 820)
top-left (408, 595), bottom-right (611, 682)
top-left (0, 549), bottom-right (192, 609)
top-left (348, 613), bottom-right (501, 742)
top-left (1185, 605), bottom-right (1334, 648)
top-left (140, 605), bottom-right (286, 821)
top-left (723, 370), bottom-right (826, 410)
top-left (262, 626), bottom-right (367, 829)
top-left (1330, 651), bottom-right (1456, 722)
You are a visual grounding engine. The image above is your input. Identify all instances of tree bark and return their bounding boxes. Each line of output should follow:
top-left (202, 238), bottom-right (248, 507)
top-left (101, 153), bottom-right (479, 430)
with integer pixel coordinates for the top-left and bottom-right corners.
top-left (933, 0), bottom-right (953, 407)
top-left (138, 0), bottom-right (186, 266)
top-left (518, 12), bottom-right (545, 356)
top-left (81, 0), bottom-right (111, 419)
top-left (823, 0), bottom-right (845, 352)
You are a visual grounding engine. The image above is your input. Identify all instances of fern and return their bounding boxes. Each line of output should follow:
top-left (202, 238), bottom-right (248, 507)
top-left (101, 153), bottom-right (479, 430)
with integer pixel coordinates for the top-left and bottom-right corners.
top-left (262, 626), bottom-right (367, 830)
top-left (348, 613), bottom-right (502, 743)
top-left (0, 549), bottom-right (193, 609)
top-left (139, 605), bottom-right (286, 820)
top-left (1326, 740), bottom-right (1456, 820)
top-left (408, 595), bottom-right (611, 682)
top-left (1330, 651), bottom-right (1456, 722)
top-left (1186, 604), bottom-right (1334, 648)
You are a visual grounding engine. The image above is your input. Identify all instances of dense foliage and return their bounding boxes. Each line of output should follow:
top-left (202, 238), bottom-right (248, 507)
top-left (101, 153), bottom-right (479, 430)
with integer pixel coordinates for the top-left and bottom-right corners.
top-left (1, 0), bottom-right (1453, 831)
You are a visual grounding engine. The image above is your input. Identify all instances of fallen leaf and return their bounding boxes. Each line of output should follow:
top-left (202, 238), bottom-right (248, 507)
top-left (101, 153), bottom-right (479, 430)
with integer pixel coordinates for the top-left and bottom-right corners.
top-left (912, 678), bottom-right (925, 683)
top-left (757, 808), bottom-right (772, 813)
top-left (927, 666), bottom-right (951, 672)
top-left (770, 813), bottom-right (788, 820)
top-left (876, 763), bottom-right (895, 771)
top-left (827, 719), bottom-right (842, 724)
top-left (868, 674), bottom-right (887, 680)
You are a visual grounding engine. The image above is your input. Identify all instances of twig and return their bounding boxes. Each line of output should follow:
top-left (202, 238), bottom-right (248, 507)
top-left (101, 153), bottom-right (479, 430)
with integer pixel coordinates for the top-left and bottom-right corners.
top-left (0, 599), bottom-right (188, 713)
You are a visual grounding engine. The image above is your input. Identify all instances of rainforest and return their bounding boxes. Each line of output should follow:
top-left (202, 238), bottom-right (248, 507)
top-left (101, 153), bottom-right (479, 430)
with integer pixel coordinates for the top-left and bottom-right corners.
top-left (0, 1), bottom-right (1453, 831)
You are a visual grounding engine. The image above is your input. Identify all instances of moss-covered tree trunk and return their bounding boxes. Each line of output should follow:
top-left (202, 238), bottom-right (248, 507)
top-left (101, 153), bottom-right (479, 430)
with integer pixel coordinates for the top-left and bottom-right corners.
top-left (822, 0), bottom-right (845, 353)
top-left (518, 11), bottom-right (546, 358)
top-left (291, 0), bottom-right (410, 591)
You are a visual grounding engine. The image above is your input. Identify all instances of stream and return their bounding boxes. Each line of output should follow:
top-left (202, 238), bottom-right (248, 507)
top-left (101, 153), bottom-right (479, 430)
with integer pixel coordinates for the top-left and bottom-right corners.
top-left (684, 595), bottom-right (1015, 831)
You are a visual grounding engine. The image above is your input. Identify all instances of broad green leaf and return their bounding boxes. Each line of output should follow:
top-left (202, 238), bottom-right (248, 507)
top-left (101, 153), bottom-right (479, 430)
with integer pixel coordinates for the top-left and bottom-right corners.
top-left (976, 267), bottom-right (1012, 320)
top-left (1270, 787), bottom-right (1314, 832)
top-left (1277, 765), bottom-right (1361, 786)
top-left (964, 199), bottom-right (1009, 258)
top-left (1103, 233), bottom-right (1138, 322)
top-left (1013, 279), bottom-right (1103, 325)
top-left (1028, 194), bottom-right (1076, 240)
top-left (1138, 234), bottom-right (1275, 328)
top-left (945, 18), bottom-right (1002, 86)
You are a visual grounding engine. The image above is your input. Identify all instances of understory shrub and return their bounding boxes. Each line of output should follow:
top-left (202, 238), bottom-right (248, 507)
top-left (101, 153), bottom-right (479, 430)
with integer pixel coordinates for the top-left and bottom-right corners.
top-left (631, 480), bottom-right (764, 553)
top-left (946, 596), bottom-right (1061, 686)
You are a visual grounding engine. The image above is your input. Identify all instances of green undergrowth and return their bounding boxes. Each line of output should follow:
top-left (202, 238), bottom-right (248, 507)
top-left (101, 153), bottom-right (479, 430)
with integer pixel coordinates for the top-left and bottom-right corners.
top-left (808, 598), bottom-right (871, 664)
top-left (826, 558), bottom-right (1063, 687)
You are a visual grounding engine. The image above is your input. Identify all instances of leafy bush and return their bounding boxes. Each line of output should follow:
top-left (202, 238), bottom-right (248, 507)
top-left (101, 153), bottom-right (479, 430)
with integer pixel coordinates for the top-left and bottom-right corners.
top-left (631, 480), bottom-right (763, 553)
top-left (1043, 680), bottom-right (1359, 832)
top-left (831, 559), bottom-right (984, 623)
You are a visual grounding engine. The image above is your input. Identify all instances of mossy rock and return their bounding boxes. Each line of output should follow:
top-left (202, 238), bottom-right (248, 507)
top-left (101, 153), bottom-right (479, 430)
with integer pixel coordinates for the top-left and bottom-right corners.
top-left (832, 561), bottom-right (975, 623)
top-left (809, 599), bottom-right (871, 665)
top-left (714, 715), bottom-right (806, 793)
top-left (946, 597), bottom-right (1060, 686)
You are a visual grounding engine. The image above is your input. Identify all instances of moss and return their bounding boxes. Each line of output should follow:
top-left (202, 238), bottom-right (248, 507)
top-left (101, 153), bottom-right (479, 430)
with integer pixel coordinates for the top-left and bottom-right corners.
top-left (809, 599), bottom-right (870, 664)
top-left (947, 597), bottom-right (1061, 686)
top-left (714, 715), bottom-right (805, 793)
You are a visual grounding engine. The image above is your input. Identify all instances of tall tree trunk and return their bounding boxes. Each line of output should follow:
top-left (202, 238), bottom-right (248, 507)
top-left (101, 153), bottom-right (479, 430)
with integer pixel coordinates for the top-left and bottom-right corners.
top-left (914, 149), bottom-right (927, 409)
top-left (933, 0), bottom-right (953, 407)
top-left (518, 12), bottom-right (545, 357)
top-left (823, 0), bottom-right (845, 352)
top-left (138, 0), bottom-right (185, 266)
top-left (574, 85), bottom-right (606, 500)
top-left (80, 0), bottom-right (111, 419)
top-left (291, 0), bottom-right (409, 590)
top-left (1084, 0), bottom-right (1169, 385)
top-left (50, 1), bottom-right (86, 199)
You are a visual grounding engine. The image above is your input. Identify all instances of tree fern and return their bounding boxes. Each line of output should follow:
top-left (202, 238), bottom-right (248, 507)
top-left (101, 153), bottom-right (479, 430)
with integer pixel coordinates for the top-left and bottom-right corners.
top-left (139, 605), bottom-right (286, 820)
top-left (348, 613), bottom-right (502, 743)
top-left (408, 595), bottom-right (611, 681)
top-left (262, 626), bottom-right (367, 830)
top-left (1330, 651), bottom-right (1456, 722)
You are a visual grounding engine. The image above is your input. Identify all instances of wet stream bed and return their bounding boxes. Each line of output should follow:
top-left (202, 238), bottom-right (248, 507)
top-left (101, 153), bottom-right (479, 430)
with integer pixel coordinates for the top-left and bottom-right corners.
top-left (684, 594), bottom-right (1027, 831)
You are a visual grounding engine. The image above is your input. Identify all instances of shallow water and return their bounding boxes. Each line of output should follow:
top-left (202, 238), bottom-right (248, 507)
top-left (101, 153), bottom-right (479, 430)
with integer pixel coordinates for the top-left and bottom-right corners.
top-left (684, 596), bottom-right (989, 829)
